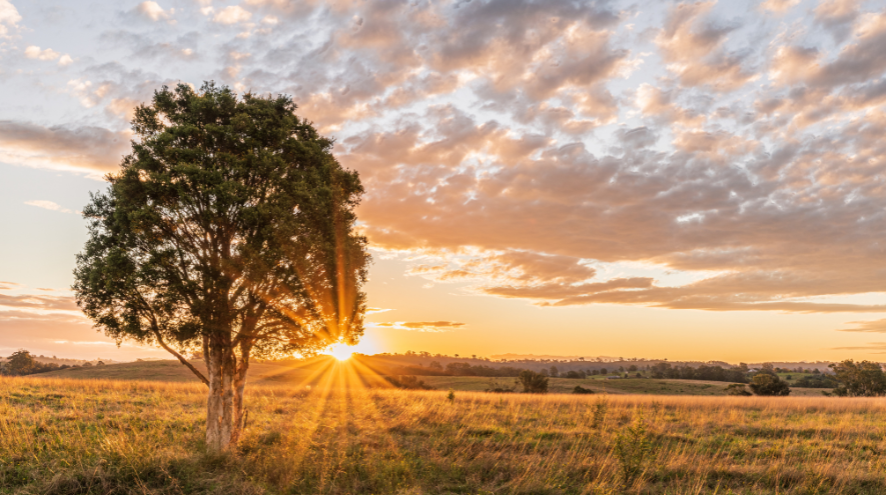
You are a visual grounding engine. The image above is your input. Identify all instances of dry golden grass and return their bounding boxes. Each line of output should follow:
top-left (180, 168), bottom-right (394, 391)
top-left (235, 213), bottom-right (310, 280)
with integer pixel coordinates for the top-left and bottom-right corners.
top-left (4, 375), bottom-right (886, 494)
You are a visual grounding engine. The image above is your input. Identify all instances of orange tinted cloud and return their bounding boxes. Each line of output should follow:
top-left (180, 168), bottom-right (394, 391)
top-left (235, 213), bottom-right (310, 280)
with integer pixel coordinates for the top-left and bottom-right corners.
top-left (376, 321), bottom-right (466, 332)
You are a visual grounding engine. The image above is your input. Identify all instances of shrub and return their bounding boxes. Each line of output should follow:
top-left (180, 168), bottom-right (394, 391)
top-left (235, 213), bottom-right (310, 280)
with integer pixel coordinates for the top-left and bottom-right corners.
top-left (749, 374), bottom-right (790, 396)
top-left (572, 385), bottom-right (594, 394)
top-left (385, 375), bottom-right (434, 390)
top-left (614, 416), bottom-right (654, 488)
top-left (518, 370), bottom-right (549, 393)
top-left (794, 374), bottom-right (838, 388)
top-left (725, 383), bottom-right (751, 396)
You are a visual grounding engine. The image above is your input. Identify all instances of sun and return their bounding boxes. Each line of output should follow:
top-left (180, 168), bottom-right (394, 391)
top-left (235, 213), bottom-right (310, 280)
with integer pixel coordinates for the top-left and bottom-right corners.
top-left (325, 344), bottom-right (353, 361)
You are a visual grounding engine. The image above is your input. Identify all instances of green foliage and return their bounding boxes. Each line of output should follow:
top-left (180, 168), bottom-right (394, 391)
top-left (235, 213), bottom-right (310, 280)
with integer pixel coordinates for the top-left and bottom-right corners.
top-left (73, 82), bottom-right (370, 362)
top-left (725, 383), bottom-right (752, 396)
top-left (1, 350), bottom-right (71, 376)
top-left (613, 415), bottom-right (654, 488)
top-left (518, 370), bottom-right (549, 393)
top-left (749, 374), bottom-right (791, 396)
top-left (447, 389), bottom-right (455, 402)
top-left (829, 360), bottom-right (886, 397)
top-left (793, 374), bottom-right (838, 389)
top-left (572, 385), bottom-right (595, 394)
top-left (4, 350), bottom-right (36, 376)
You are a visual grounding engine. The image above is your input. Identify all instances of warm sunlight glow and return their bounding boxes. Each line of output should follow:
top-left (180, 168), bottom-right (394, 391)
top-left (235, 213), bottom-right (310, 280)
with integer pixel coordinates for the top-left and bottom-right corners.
top-left (325, 344), bottom-right (353, 361)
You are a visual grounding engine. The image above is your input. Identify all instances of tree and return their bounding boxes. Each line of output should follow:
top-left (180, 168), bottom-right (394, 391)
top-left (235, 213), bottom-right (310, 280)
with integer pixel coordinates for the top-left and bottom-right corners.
top-left (759, 363), bottom-right (776, 376)
top-left (4, 350), bottom-right (37, 376)
top-left (518, 370), bottom-right (549, 393)
top-left (73, 83), bottom-right (370, 452)
top-left (749, 374), bottom-right (790, 396)
top-left (829, 360), bottom-right (886, 397)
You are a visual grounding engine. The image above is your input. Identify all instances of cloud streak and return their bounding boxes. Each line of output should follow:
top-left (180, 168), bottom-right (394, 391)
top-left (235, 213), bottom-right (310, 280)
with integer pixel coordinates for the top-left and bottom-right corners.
top-left (376, 321), bottom-right (466, 332)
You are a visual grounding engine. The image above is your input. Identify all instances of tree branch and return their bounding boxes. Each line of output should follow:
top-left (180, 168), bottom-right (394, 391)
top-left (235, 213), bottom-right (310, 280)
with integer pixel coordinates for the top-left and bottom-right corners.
top-left (149, 324), bottom-right (210, 386)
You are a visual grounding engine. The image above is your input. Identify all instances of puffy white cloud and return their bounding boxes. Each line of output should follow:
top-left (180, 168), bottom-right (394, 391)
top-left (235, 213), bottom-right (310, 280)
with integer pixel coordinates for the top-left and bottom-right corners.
top-left (24, 46), bottom-right (60, 61)
top-left (760, 0), bottom-right (801, 13)
top-left (213, 5), bottom-right (252, 25)
top-left (0, 0), bottom-right (20, 38)
top-left (136, 1), bottom-right (172, 22)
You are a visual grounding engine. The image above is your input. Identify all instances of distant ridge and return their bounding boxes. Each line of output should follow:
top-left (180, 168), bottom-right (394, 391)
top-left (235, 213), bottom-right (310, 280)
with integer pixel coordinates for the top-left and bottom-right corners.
top-left (491, 353), bottom-right (622, 361)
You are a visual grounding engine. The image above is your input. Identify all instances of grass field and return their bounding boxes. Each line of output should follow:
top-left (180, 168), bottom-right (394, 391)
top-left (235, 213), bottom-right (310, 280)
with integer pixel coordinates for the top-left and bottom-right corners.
top-left (3, 374), bottom-right (884, 494)
top-left (36, 360), bottom-right (830, 397)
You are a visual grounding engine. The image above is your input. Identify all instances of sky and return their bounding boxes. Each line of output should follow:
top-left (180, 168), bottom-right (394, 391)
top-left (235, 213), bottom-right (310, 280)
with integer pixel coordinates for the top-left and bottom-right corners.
top-left (2, 0), bottom-right (886, 363)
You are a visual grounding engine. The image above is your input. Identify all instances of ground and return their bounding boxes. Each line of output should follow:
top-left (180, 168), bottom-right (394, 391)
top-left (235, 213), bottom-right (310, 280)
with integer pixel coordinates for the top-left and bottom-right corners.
top-left (2, 375), bottom-right (883, 494)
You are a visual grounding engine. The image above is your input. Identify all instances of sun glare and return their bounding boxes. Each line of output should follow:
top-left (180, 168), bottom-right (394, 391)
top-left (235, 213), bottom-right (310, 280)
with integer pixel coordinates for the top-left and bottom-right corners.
top-left (326, 344), bottom-right (353, 361)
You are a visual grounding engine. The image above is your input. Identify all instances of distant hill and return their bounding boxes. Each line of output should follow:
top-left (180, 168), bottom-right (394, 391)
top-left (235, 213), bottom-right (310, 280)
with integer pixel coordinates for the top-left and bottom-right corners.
top-left (34, 357), bottom-right (346, 386)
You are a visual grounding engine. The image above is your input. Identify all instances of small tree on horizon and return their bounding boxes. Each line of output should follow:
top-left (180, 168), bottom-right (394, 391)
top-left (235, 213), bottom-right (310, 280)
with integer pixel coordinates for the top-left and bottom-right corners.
top-left (4, 350), bottom-right (37, 376)
top-left (749, 374), bottom-right (790, 396)
top-left (73, 83), bottom-right (370, 452)
top-left (518, 370), bottom-right (549, 393)
top-left (829, 360), bottom-right (886, 397)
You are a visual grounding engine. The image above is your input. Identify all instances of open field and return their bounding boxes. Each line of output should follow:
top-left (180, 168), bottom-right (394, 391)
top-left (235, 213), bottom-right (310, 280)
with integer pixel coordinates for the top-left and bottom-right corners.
top-left (35, 360), bottom-right (831, 397)
top-left (3, 375), bottom-right (885, 494)
top-left (35, 360), bottom-right (314, 385)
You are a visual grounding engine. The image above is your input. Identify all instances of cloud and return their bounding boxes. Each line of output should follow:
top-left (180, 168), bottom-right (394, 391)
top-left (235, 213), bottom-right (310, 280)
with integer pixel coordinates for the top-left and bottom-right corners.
top-left (376, 321), bottom-right (466, 332)
top-left (838, 319), bottom-right (886, 333)
top-left (136, 1), bottom-right (172, 22)
top-left (6, 0), bottom-right (886, 320)
top-left (213, 5), bottom-right (252, 25)
top-left (0, 0), bottom-right (20, 38)
top-left (760, 0), bottom-right (800, 13)
top-left (0, 120), bottom-right (130, 175)
top-left (24, 46), bottom-right (60, 61)
top-left (366, 307), bottom-right (394, 314)
top-left (831, 342), bottom-right (886, 353)
top-left (655, 2), bottom-right (756, 91)
top-left (770, 12), bottom-right (886, 89)
top-left (814, 0), bottom-right (860, 42)
top-left (24, 200), bottom-right (74, 214)
top-left (0, 293), bottom-right (80, 312)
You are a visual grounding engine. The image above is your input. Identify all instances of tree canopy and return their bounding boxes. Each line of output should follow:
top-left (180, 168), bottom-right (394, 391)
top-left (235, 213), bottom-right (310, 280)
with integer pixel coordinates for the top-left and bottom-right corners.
top-left (73, 82), bottom-right (370, 450)
top-left (829, 360), bottom-right (886, 397)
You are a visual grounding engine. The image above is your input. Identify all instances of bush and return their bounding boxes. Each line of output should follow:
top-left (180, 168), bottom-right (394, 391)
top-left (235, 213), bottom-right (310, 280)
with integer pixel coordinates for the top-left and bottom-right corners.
top-left (385, 375), bottom-right (434, 390)
top-left (614, 416), bottom-right (654, 488)
top-left (518, 370), bottom-right (549, 393)
top-left (749, 374), bottom-right (790, 396)
top-left (572, 385), bottom-right (594, 394)
top-left (793, 374), bottom-right (838, 388)
top-left (725, 383), bottom-right (751, 396)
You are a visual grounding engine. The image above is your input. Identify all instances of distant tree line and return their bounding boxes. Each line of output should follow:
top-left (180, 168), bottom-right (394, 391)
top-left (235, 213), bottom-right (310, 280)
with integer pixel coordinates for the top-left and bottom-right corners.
top-left (0, 350), bottom-right (102, 377)
top-left (649, 362), bottom-right (748, 383)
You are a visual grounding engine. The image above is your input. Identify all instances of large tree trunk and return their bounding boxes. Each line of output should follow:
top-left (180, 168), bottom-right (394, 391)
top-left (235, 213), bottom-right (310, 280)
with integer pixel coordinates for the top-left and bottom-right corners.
top-left (205, 341), bottom-right (246, 452)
